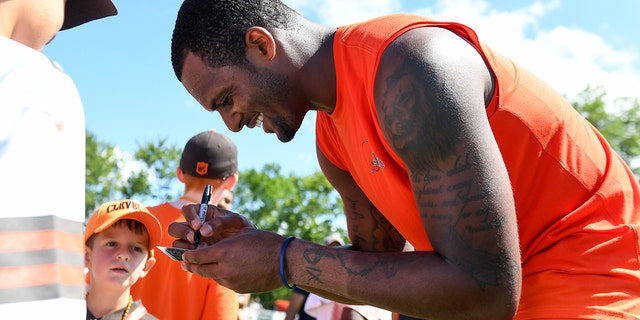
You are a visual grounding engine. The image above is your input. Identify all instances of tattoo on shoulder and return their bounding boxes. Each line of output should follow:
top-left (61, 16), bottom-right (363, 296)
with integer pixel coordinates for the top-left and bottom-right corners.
top-left (379, 58), bottom-right (460, 171)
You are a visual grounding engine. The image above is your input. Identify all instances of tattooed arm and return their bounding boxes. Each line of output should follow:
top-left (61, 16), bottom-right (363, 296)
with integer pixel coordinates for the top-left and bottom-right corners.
top-left (295, 27), bottom-right (521, 319)
top-left (316, 146), bottom-right (407, 254)
top-left (376, 27), bottom-right (520, 318)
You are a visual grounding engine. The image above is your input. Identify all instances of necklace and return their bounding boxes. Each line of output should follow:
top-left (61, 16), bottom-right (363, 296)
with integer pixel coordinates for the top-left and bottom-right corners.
top-left (85, 293), bottom-right (133, 320)
top-left (121, 294), bottom-right (133, 320)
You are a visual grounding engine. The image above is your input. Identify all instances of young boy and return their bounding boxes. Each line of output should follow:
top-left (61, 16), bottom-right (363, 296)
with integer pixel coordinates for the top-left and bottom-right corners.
top-left (84, 199), bottom-right (162, 320)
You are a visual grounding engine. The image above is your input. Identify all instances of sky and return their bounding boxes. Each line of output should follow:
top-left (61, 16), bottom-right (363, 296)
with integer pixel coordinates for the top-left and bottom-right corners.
top-left (43, 0), bottom-right (640, 177)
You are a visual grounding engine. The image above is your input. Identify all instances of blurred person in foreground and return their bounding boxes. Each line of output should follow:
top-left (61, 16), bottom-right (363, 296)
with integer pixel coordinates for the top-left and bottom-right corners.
top-left (84, 199), bottom-right (161, 320)
top-left (132, 130), bottom-right (240, 320)
top-left (167, 0), bottom-right (640, 319)
top-left (0, 0), bottom-right (117, 317)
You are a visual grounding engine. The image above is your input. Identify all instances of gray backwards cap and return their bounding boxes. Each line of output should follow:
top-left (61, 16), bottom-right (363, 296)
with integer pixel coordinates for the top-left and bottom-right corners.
top-left (61, 0), bottom-right (118, 30)
top-left (180, 130), bottom-right (238, 179)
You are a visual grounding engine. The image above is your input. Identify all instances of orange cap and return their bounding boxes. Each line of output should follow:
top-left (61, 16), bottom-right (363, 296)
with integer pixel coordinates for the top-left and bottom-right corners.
top-left (85, 200), bottom-right (162, 252)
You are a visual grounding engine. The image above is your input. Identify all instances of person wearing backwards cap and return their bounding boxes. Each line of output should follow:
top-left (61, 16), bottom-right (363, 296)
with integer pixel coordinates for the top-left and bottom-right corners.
top-left (0, 0), bottom-right (117, 317)
top-left (85, 199), bottom-right (161, 320)
top-left (131, 130), bottom-right (240, 320)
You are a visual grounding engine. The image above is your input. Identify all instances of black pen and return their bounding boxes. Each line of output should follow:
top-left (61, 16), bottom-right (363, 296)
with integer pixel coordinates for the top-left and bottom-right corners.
top-left (193, 184), bottom-right (212, 247)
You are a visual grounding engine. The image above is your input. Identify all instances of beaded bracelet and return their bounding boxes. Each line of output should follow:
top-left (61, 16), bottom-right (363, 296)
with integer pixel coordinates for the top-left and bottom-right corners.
top-left (279, 236), bottom-right (297, 289)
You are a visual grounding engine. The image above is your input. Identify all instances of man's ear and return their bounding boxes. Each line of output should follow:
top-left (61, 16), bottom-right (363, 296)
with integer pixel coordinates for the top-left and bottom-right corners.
top-left (245, 27), bottom-right (276, 61)
top-left (140, 256), bottom-right (157, 278)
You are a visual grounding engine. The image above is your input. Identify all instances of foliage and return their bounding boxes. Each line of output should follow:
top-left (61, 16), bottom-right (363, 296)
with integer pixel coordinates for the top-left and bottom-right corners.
top-left (233, 163), bottom-right (345, 308)
top-left (85, 132), bottom-right (118, 217)
top-left (85, 134), bottom-right (183, 217)
top-left (131, 138), bottom-right (182, 201)
top-left (571, 85), bottom-right (640, 178)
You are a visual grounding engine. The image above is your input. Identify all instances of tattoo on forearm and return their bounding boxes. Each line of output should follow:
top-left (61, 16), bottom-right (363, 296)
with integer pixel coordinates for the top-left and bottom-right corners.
top-left (305, 266), bottom-right (322, 283)
top-left (302, 248), bottom-right (336, 284)
top-left (302, 247), bottom-right (405, 284)
top-left (345, 196), bottom-right (403, 252)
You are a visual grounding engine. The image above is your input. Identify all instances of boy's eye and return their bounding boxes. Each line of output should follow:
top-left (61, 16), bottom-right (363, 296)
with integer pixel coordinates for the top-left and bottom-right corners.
top-left (106, 241), bottom-right (118, 247)
top-left (132, 246), bottom-right (144, 253)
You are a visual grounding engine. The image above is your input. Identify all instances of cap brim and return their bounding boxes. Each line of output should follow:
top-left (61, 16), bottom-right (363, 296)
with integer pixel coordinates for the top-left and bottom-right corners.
top-left (61, 0), bottom-right (118, 30)
top-left (123, 211), bottom-right (163, 250)
top-left (88, 211), bottom-right (163, 250)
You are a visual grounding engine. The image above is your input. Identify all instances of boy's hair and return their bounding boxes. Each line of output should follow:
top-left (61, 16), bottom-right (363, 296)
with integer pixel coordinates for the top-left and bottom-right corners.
top-left (84, 200), bottom-right (162, 256)
top-left (85, 219), bottom-right (149, 249)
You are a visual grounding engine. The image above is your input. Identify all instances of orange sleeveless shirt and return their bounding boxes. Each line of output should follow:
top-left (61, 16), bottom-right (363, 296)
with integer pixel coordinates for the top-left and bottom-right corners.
top-left (316, 14), bottom-right (640, 319)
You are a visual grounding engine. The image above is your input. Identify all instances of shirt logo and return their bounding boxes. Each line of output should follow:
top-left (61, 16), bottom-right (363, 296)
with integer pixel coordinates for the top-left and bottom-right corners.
top-left (363, 139), bottom-right (385, 173)
top-left (370, 151), bottom-right (385, 172)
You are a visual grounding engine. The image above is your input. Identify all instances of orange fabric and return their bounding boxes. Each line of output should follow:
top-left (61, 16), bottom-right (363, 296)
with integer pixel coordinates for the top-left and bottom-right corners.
top-left (0, 224), bottom-right (85, 293)
top-left (316, 13), bottom-right (640, 319)
top-left (131, 202), bottom-right (238, 320)
top-left (0, 229), bottom-right (84, 252)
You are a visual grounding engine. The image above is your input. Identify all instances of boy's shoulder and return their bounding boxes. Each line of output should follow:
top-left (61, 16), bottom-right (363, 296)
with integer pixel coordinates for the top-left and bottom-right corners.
top-left (129, 300), bottom-right (159, 320)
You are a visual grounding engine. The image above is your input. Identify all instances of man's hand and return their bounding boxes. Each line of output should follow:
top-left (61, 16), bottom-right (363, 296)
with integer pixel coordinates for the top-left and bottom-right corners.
top-left (168, 203), bottom-right (254, 247)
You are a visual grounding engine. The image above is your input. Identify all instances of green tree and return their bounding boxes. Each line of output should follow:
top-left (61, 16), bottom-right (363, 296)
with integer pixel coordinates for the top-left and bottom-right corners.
top-left (85, 134), bottom-right (183, 217)
top-left (233, 163), bottom-right (344, 308)
top-left (85, 132), bottom-right (119, 217)
top-left (571, 85), bottom-right (640, 178)
top-left (130, 137), bottom-right (182, 201)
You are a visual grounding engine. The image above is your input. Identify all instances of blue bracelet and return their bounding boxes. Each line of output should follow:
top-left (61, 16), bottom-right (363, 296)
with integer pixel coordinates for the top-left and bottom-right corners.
top-left (279, 236), bottom-right (297, 289)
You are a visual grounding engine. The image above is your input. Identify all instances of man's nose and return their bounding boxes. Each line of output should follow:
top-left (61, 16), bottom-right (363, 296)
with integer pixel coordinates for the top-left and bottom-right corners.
top-left (219, 108), bottom-right (242, 132)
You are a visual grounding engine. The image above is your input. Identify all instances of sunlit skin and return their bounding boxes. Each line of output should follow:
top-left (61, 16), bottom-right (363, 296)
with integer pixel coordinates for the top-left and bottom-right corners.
top-left (180, 26), bottom-right (337, 143)
top-left (85, 224), bottom-right (155, 291)
top-left (0, 0), bottom-right (66, 51)
top-left (181, 53), bottom-right (302, 142)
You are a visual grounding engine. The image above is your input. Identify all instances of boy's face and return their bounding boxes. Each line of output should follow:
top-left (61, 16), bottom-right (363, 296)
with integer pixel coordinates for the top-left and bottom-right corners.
top-left (85, 223), bottom-right (156, 290)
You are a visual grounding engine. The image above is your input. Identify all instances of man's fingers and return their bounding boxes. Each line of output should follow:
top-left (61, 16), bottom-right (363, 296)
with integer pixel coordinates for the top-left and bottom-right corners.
top-left (171, 239), bottom-right (195, 249)
top-left (182, 245), bottom-right (217, 265)
top-left (181, 203), bottom-right (203, 229)
top-left (168, 221), bottom-right (196, 244)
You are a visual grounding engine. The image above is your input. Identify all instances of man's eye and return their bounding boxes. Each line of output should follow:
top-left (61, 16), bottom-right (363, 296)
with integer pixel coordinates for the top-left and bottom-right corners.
top-left (215, 94), bottom-right (232, 110)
